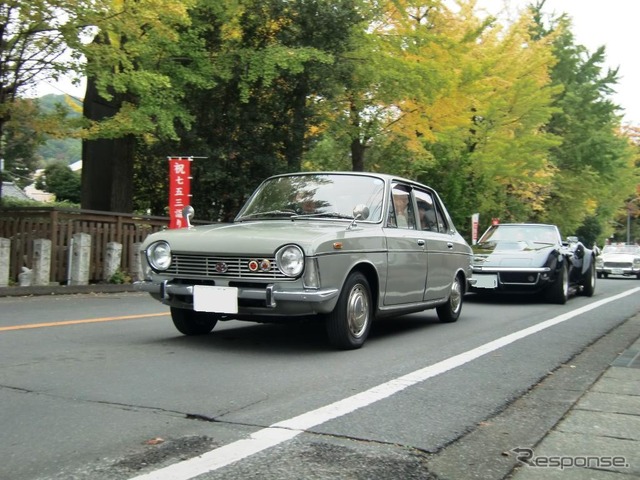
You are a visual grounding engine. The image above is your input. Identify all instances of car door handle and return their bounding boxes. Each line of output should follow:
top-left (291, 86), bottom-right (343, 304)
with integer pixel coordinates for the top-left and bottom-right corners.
top-left (447, 242), bottom-right (454, 249)
top-left (417, 239), bottom-right (426, 246)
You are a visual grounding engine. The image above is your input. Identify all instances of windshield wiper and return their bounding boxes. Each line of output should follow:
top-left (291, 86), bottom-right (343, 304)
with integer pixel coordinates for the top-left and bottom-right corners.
top-left (239, 209), bottom-right (297, 220)
top-left (291, 212), bottom-right (354, 220)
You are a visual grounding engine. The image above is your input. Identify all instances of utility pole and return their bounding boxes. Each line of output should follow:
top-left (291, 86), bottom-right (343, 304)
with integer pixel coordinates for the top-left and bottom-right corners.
top-left (0, 157), bottom-right (4, 204)
top-left (627, 198), bottom-right (640, 244)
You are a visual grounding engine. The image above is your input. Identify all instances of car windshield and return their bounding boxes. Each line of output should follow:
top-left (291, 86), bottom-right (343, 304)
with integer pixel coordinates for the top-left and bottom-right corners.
top-left (478, 225), bottom-right (559, 245)
top-left (602, 244), bottom-right (640, 255)
top-left (236, 174), bottom-right (385, 222)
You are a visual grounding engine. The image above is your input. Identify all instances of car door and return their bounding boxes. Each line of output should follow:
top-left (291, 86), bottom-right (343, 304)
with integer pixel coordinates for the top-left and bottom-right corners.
top-left (414, 188), bottom-right (455, 303)
top-left (383, 183), bottom-right (429, 306)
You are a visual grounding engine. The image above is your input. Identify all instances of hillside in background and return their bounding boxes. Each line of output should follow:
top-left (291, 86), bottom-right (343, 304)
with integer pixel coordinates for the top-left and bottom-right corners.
top-left (37, 94), bottom-right (82, 165)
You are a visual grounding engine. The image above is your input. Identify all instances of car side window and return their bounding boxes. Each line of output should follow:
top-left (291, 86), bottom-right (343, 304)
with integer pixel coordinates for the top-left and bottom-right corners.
top-left (414, 188), bottom-right (448, 233)
top-left (433, 202), bottom-right (448, 233)
top-left (387, 184), bottom-right (416, 229)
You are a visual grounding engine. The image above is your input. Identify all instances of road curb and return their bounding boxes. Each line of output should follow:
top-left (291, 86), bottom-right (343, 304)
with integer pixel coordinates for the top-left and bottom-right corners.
top-left (0, 284), bottom-right (138, 297)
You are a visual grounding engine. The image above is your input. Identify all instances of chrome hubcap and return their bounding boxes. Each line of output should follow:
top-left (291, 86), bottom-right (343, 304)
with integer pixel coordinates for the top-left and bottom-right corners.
top-left (347, 284), bottom-right (369, 338)
top-left (450, 278), bottom-right (462, 313)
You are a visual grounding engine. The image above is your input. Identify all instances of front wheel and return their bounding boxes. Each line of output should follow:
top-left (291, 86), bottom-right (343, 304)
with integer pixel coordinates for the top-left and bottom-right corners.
top-left (436, 275), bottom-right (463, 323)
top-left (325, 272), bottom-right (373, 350)
top-left (546, 262), bottom-right (569, 304)
top-left (171, 307), bottom-right (218, 335)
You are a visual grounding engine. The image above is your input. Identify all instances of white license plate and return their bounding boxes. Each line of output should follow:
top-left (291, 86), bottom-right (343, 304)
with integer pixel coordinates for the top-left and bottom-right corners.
top-left (611, 269), bottom-right (624, 275)
top-left (473, 274), bottom-right (498, 289)
top-left (193, 285), bottom-right (238, 313)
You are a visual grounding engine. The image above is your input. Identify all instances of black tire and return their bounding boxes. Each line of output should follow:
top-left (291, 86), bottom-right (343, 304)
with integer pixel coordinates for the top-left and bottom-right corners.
top-left (581, 260), bottom-right (596, 297)
top-left (436, 275), bottom-right (463, 323)
top-left (546, 262), bottom-right (569, 304)
top-left (597, 272), bottom-right (603, 279)
top-left (171, 307), bottom-right (218, 335)
top-left (325, 272), bottom-right (372, 350)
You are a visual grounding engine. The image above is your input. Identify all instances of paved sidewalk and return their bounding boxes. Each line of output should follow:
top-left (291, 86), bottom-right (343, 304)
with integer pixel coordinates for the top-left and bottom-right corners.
top-left (508, 336), bottom-right (640, 479)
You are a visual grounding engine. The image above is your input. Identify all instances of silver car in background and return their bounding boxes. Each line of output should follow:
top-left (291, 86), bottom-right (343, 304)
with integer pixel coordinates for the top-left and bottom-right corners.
top-left (136, 172), bottom-right (472, 349)
top-left (596, 243), bottom-right (640, 279)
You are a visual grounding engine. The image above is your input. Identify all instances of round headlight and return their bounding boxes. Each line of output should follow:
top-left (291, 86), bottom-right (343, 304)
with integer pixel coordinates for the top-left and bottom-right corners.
top-left (276, 245), bottom-right (304, 277)
top-left (147, 241), bottom-right (172, 271)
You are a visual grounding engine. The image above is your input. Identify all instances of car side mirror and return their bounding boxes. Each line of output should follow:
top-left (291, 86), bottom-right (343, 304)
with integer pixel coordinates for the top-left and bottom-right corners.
top-left (353, 204), bottom-right (370, 220)
top-left (182, 205), bottom-right (195, 228)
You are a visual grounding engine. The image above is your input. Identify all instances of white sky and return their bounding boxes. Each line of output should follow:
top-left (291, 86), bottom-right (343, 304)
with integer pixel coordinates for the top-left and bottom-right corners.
top-left (34, 1), bottom-right (639, 126)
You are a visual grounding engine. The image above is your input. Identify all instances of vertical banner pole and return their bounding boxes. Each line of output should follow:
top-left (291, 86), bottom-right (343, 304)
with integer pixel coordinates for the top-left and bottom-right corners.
top-left (471, 213), bottom-right (479, 245)
top-left (168, 157), bottom-right (193, 229)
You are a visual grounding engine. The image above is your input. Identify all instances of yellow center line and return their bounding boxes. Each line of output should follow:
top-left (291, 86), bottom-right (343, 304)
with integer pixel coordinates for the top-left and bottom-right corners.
top-left (0, 312), bottom-right (168, 332)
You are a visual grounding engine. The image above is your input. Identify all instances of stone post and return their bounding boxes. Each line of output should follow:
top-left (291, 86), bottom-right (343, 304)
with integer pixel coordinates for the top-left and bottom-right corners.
top-left (103, 242), bottom-right (123, 281)
top-left (0, 238), bottom-right (10, 287)
top-left (69, 233), bottom-right (91, 286)
top-left (131, 242), bottom-right (144, 282)
top-left (32, 239), bottom-right (52, 286)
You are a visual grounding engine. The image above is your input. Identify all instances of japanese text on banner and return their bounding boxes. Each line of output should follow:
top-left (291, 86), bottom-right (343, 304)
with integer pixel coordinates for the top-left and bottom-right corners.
top-left (168, 157), bottom-right (192, 229)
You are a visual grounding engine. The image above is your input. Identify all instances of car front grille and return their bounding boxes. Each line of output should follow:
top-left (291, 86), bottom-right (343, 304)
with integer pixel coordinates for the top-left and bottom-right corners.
top-left (603, 261), bottom-right (632, 269)
top-left (166, 253), bottom-right (287, 280)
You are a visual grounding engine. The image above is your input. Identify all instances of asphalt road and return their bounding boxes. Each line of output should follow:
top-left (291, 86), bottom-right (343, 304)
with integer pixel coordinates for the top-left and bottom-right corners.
top-left (1, 278), bottom-right (640, 480)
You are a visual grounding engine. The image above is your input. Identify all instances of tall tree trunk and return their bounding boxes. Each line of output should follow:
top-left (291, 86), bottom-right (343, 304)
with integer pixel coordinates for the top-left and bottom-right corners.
top-left (285, 79), bottom-right (308, 172)
top-left (81, 77), bottom-right (134, 213)
top-left (350, 138), bottom-right (366, 172)
top-left (348, 96), bottom-right (366, 171)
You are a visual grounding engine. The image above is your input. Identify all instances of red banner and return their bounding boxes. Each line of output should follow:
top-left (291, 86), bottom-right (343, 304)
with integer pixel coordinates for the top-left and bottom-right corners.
top-left (168, 157), bottom-right (192, 229)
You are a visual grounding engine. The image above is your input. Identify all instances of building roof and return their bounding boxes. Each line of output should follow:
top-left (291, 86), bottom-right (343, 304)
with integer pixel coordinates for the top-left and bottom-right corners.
top-left (1, 181), bottom-right (31, 201)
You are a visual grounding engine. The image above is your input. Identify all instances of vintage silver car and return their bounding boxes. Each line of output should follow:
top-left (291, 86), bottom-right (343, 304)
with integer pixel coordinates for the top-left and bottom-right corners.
top-left (136, 172), bottom-right (473, 349)
top-left (595, 243), bottom-right (640, 278)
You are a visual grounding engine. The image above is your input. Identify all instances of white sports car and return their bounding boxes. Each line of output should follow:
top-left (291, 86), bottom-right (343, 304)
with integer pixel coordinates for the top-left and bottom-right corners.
top-left (595, 244), bottom-right (640, 279)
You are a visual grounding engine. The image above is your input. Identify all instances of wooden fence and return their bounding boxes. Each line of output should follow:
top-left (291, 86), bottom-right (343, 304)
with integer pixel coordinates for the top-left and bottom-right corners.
top-left (0, 207), bottom-right (172, 284)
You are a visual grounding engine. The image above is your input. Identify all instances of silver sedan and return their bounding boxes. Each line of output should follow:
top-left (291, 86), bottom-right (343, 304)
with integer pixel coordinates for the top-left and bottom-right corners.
top-left (136, 172), bottom-right (473, 349)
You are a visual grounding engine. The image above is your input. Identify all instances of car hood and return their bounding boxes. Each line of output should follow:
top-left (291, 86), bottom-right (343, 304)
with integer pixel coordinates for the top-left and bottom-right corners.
top-left (141, 220), bottom-right (382, 256)
top-left (600, 253), bottom-right (639, 262)
top-left (472, 241), bottom-right (557, 267)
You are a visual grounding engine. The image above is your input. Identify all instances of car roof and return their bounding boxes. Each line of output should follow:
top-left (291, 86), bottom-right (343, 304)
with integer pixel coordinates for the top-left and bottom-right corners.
top-left (491, 223), bottom-right (557, 228)
top-left (266, 171), bottom-right (436, 191)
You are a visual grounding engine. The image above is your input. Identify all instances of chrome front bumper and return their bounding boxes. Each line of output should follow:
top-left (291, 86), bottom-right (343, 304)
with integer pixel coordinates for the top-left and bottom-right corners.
top-left (134, 280), bottom-right (340, 311)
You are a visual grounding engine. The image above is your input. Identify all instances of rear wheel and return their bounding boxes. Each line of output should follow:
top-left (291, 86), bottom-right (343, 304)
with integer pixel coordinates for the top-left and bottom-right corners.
top-left (581, 260), bottom-right (596, 297)
top-left (171, 307), bottom-right (218, 335)
top-left (325, 272), bottom-right (372, 350)
top-left (546, 262), bottom-right (569, 304)
top-left (436, 275), bottom-right (463, 323)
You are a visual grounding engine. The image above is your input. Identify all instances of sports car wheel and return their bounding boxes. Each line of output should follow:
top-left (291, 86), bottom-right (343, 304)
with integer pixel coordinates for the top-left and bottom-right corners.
top-left (325, 272), bottom-right (372, 350)
top-left (436, 274), bottom-right (463, 323)
top-left (581, 260), bottom-right (596, 297)
top-left (546, 262), bottom-right (569, 304)
top-left (171, 307), bottom-right (218, 335)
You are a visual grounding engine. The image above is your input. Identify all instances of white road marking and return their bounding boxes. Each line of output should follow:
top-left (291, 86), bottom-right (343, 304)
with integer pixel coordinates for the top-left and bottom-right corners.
top-left (130, 288), bottom-right (640, 480)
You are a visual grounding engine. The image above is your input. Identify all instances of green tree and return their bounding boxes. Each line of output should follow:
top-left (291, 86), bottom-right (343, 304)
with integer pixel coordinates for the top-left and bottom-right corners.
top-left (134, 0), bottom-right (361, 221)
top-left (2, 99), bottom-right (47, 187)
top-left (0, 0), bottom-right (86, 200)
top-left (35, 161), bottom-right (81, 203)
top-left (531, 8), bottom-right (636, 239)
top-left (305, 0), bottom-right (559, 234)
